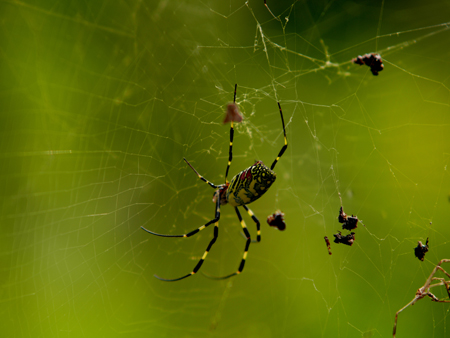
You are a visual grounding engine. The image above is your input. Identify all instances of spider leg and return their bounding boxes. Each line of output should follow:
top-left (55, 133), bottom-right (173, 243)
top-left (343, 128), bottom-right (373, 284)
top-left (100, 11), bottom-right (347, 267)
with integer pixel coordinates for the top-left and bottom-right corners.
top-left (203, 206), bottom-right (251, 280)
top-left (242, 205), bottom-right (261, 242)
top-left (147, 197), bottom-right (221, 282)
top-left (270, 102), bottom-right (288, 171)
top-left (141, 217), bottom-right (215, 238)
top-left (155, 222), bottom-right (219, 282)
top-left (183, 158), bottom-right (219, 189)
top-left (225, 84), bottom-right (237, 183)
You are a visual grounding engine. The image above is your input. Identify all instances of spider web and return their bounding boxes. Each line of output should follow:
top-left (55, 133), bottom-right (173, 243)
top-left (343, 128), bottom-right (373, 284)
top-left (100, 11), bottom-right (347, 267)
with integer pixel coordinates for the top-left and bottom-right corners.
top-left (2, 0), bottom-right (450, 337)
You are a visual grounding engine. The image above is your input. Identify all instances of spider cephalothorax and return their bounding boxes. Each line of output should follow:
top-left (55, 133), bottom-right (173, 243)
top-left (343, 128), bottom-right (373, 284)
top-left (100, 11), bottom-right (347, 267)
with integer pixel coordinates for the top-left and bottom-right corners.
top-left (141, 84), bottom-right (288, 281)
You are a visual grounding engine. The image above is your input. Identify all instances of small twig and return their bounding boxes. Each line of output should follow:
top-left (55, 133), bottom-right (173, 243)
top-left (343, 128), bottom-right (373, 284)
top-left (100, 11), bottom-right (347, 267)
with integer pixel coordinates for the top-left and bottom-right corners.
top-left (393, 259), bottom-right (450, 337)
top-left (264, 0), bottom-right (281, 22)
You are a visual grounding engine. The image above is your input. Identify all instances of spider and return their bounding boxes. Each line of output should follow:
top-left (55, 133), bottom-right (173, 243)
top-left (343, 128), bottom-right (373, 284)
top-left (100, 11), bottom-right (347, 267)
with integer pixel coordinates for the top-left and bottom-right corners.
top-left (141, 84), bottom-right (288, 281)
top-left (393, 259), bottom-right (450, 337)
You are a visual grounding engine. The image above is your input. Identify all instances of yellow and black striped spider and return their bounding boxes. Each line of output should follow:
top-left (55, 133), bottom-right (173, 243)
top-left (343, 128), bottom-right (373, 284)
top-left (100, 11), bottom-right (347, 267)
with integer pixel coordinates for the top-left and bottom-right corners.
top-left (141, 84), bottom-right (288, 281)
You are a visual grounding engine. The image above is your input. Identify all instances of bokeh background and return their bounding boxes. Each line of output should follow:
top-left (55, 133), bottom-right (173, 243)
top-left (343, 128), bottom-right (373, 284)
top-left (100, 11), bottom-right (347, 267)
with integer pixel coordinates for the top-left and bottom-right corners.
top-left (1, 0), bottom-right (450, 337)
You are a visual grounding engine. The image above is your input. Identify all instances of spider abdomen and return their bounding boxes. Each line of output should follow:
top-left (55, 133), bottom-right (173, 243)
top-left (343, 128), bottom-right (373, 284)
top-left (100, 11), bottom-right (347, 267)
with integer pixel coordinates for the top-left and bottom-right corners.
top-left (226, 161), bottom-right (276, 207)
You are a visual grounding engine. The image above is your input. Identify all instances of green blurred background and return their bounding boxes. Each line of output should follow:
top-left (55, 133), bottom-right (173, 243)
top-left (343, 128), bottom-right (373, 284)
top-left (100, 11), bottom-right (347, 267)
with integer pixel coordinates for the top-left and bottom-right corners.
top-left (1, 0), bottom-right (450, 337)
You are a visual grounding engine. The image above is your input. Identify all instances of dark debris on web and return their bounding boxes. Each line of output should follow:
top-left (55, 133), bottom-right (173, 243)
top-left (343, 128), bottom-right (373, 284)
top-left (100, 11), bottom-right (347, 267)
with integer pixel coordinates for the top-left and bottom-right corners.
top-left (333, 231), bottom-right (355, 246)
top-left (414, 238), bottom-right (429, 261)
top-left (338, 206), bottom-right (358, 230)
top-left (352, 53), bottom-right (384, 76)
top-left (324, 206), bottom-right (360, 253)
top-left (267, 210), bottom-right (286, 231)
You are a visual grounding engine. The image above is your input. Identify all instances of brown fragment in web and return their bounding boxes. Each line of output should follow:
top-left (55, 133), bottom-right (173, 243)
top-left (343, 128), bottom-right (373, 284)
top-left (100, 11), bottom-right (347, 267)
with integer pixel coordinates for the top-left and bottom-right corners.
top-left (338, 206), bottom-right (358, 230)
top-left (324, 236), bottom-right (332, 255)
top-left (223, 103), bottom-right (243, 124)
